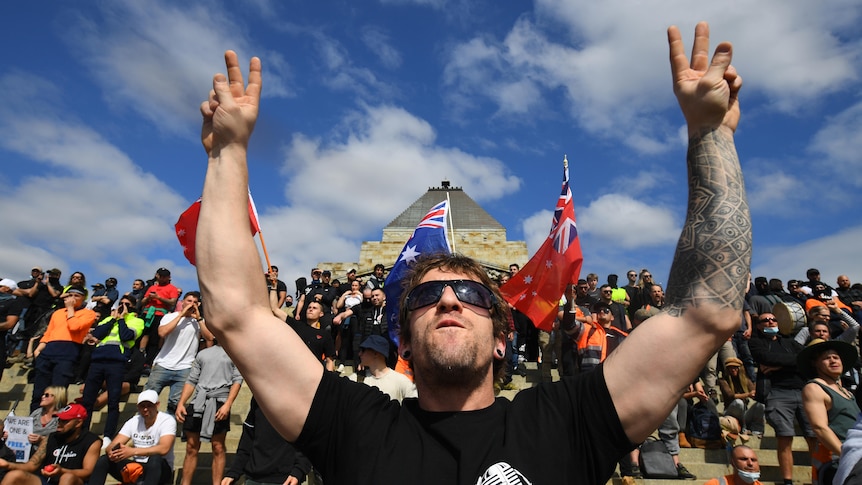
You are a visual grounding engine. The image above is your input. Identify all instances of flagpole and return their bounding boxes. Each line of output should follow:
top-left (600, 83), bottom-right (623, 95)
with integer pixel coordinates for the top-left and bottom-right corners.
top-left (446, 191), bottom-right (456, 253)
top-left (258, 230), bottom-right (273, 273)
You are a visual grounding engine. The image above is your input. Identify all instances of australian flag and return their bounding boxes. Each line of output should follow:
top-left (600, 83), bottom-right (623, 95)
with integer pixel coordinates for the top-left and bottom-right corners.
top-left (384, 200), bottom-right (451, 347)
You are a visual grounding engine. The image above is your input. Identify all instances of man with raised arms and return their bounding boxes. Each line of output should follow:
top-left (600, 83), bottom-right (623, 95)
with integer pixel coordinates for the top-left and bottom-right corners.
top-left (194, 21), bottom-right (749, 484)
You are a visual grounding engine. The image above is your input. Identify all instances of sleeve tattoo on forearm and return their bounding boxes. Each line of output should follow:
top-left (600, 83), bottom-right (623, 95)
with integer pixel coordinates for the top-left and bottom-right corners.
top-left (665, 129), bottom-right (751, 313)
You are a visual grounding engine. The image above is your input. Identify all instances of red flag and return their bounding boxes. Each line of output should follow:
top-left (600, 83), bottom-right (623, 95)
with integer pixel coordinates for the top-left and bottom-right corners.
top-left (500, 159), bottom-right (583, 331)
top-left (175, 193), bottom-right (260, 266)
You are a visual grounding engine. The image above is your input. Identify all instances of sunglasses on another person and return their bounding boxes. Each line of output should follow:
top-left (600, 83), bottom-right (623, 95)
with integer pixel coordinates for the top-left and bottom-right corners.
top-left (405, 280), bottom-right (496, 311)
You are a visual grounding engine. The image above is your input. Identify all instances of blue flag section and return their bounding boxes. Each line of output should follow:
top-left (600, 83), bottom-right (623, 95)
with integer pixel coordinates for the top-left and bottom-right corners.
top-left (383, 200), bottom-right (451, 347)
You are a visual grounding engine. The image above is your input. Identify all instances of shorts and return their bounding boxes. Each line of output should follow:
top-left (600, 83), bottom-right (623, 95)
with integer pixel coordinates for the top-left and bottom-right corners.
top-left (182, 402), bottom-right (230, 436)
top-left (765, 387), bottom-right (814, 437)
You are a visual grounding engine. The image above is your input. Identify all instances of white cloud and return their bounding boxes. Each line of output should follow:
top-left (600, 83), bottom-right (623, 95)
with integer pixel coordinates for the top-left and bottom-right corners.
top-left (443, 0), bottom-right (862, 153)
top-left (521, 209), bottom-right (554, 256)
top-left (66, 1), bottom-right (293, 137)
top-left (752, 225), bottom-right (862, 285)
top-left (251, 104), bottom-right (522, 278)
top-left (0, 72), bottom-right (191, 287)
top-left (745, 170), bottom-right (805, 213)
top-left (578, 194), bottom-right (680, 249)
top-left (361, 26), bottom-right (403, 70)
top-left (312, 32), bottom-right (400, 100)
top-left (810, 99), bottom-right (862, 184)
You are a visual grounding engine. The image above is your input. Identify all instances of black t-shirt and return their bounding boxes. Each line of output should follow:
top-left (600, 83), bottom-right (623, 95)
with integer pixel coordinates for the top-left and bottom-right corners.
top-left (288, 320), bottom-right (335, 365)
top-left (0, 296), bottom-right (25, 360)
top-left (297, 365), bottom-right (632, 484)
top-left (43, 431), bottom-right (100, 470)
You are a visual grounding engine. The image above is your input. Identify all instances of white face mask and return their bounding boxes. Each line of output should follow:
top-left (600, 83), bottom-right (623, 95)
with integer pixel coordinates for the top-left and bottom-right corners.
top-left (737, 470), bottom-right (760, 484)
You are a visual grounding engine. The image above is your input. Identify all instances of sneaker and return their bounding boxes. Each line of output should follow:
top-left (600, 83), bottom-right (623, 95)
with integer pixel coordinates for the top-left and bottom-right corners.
top-left (500, 381), bottom-right (519, 391)
top-left (101, 437), bottom-right (112, 451)
top-left (336, 363), bottom-right (345, 373)
top-left (676, 463), bottom-right (696, 480)
top-left (628, 464), bottom-right (643, 479)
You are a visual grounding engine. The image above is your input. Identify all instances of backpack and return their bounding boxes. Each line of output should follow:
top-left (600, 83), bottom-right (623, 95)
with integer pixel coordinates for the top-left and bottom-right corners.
top-left (688, 401), bottom-right (723, 449)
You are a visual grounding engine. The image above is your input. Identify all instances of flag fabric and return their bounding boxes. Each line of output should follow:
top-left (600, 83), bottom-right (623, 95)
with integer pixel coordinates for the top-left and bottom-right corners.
top-left (383, 200), bottom-right (451, 347)
top-left (175, 192), bottom-right (261, 266)
top-left (500, 163), bottom-right (583, 331)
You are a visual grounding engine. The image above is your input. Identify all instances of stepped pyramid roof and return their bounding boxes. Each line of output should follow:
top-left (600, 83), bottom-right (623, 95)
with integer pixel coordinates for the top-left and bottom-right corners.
top-left (385, 181), bottom-right (504, 231)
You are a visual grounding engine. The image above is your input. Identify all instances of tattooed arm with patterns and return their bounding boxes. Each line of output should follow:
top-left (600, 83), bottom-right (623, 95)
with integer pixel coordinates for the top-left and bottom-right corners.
top-left (604, 21), bottom-right (751, 443)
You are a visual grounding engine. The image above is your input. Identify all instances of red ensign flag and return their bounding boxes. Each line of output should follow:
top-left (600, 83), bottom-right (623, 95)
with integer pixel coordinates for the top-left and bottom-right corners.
top-left (500, 160), bottom-right (583, 331)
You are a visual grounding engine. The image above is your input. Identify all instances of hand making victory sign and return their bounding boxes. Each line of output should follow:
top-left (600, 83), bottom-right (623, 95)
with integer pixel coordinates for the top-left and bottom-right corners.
top-left (200, 50), bottom-right (262, 156)
top-left (668, 21), bottom-right (742, 136)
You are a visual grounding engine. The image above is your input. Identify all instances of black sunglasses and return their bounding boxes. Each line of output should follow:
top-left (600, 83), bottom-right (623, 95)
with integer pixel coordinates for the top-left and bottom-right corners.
top-left (406, 280), bottom-right (496, 311)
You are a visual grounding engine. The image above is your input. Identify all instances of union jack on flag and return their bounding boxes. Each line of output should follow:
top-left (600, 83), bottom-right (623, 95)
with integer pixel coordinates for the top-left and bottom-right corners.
top-left (384, 200), bottom-right (451, 346)
top-left (416, 201), bottom-right (447, 230)
top-left (551, 168), bottom-right (578, 254)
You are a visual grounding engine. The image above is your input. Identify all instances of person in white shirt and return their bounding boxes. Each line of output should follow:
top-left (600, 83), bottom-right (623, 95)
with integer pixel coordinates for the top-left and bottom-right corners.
top-left (357, 335), bottom-right (416, 402)
top-left (90, 390), bottom-right (176, 485)
top-left (144, 292), bottom-right (213, 414)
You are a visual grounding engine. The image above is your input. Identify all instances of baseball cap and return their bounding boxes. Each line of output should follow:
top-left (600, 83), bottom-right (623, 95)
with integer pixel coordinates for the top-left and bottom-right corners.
top-left (137, 389), bottom-right (160, 405)
top-left (66, 287), bottom-right (88, 297)
top-left (322, 270), bottom-right (331, 276)
top-left (48, 268), bottom-right (62, 276)
top-left (32, 266), bottom-right (43, 273)
top-left (359, 335), bottom-right (391, 357)
top-left (156, 268), bottom-right (171, 277)
top-left (0, 279), bottom-right (18, 291)
top-left (54, 403), bottom-right (88, 420)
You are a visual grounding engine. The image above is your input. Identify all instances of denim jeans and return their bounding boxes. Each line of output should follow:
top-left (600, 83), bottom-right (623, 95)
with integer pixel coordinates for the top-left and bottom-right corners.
top-left (144, 364), bottom-right (191, 414)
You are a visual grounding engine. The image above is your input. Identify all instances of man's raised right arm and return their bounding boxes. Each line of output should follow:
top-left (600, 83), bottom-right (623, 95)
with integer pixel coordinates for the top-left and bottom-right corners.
top-left (195, 51), bottom-right (322, 441)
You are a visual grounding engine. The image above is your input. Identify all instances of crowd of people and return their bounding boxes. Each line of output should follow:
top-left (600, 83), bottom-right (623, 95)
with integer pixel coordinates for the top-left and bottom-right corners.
top-left (0, 263), bottom-right (421, 485)
top-left (6, 261), bottom-right (857, 485)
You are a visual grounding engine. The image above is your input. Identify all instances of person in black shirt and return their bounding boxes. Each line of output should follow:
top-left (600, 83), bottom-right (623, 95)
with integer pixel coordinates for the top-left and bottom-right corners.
top-left (223, 398), bottom-right (311, 485)
top-left (196, 21), bottom-right (751, 484)
top-left (0, 279), bottom-right (26, 373)
top-left (287, 302), bottom-right (335, 371)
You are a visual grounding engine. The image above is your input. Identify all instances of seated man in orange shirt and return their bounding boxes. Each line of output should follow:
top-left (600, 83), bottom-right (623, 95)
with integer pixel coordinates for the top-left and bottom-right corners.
top-left (805, 282), bottom-right (852, 313)
top-left (30, 286), bottom-right (97, 413)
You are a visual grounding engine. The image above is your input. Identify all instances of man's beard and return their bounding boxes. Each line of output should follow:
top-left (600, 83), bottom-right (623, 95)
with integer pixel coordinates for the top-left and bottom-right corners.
top-left (418, 340), bottom-right (487, 388)
top-left (54, 428), bottom-right (76, 442)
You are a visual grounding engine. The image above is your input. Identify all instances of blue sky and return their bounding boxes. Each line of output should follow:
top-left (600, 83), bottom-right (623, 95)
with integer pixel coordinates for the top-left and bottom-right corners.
top-left (2, 0), bottom-right (861, 295)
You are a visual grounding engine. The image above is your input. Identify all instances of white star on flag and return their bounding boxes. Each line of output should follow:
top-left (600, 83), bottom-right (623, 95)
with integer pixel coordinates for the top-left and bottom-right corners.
top-left (177, 229), bottom-right (186, 237)
top-left (400, 245), bottom-right (420, 264)
top-left (545, 260), bottom-right (553, 268)
top-left (524, 275), bottom-right (533, 284)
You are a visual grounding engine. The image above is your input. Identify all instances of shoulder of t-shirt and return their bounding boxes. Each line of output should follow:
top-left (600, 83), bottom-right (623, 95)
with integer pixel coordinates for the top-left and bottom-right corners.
top-left (156, 412), bottom-right (178, 434)
top-left (160, 312), bottom-right (180, 324)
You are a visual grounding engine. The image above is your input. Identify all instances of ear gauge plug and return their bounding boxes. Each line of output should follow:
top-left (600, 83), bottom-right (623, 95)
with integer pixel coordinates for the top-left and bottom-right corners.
top-left (402, 350), bottom-right (412, 359)
top-left (496, 349), bottom-right (504, 358)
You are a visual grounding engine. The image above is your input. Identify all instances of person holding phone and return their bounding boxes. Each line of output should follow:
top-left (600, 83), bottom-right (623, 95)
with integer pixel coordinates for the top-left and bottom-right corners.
top-left (80, 295), bottom-right (146, 444)
top-left (90, 390), bottom-right (176, 485)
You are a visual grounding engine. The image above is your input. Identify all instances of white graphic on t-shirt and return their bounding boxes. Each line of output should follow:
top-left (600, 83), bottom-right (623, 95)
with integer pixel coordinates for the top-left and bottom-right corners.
top-left (477, 462), bottom-right (532, 485)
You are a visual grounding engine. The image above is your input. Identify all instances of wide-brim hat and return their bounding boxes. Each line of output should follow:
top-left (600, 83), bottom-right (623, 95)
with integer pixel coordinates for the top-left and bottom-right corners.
top-left (797, 338), bottom-right (858, 379)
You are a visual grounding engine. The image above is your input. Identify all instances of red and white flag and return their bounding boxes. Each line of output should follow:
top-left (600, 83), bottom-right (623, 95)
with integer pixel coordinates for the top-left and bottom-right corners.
top-left (175, 191), bottom-right (261, 266)
top-left (500, 160), bottom-right (583, 331)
